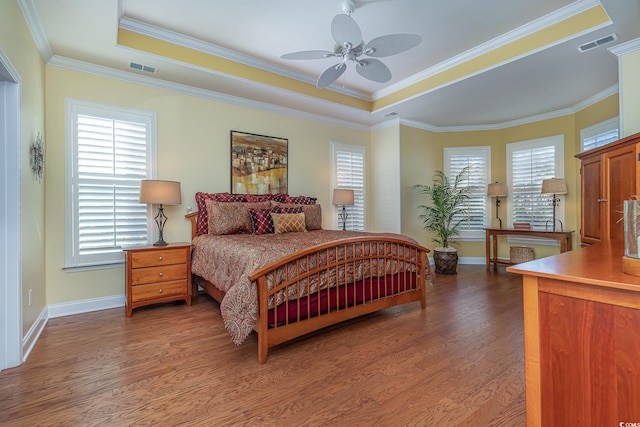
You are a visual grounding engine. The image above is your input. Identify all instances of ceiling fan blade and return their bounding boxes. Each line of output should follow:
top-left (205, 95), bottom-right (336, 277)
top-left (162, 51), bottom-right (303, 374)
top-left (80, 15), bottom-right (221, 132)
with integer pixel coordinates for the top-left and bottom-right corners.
top-left (364, 34), bottom-right (422, 57)
top-left (316, 63), bottom-right (346, 88)
top-left (356, 58), bottom-right (391, 83)
top-left (281, 50), bottom-right (335, 60)
top-left (331, 14), bottom-right (362, 47)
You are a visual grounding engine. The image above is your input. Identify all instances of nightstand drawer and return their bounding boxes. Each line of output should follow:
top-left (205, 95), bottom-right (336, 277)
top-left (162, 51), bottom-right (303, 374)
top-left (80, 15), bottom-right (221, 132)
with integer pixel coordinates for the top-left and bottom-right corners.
top-left (131, 280), bottom-right (188, 302)
top-left (131, 264), bottom-right (187, 286)
top-left (130, 249), bottom-right (188, 268)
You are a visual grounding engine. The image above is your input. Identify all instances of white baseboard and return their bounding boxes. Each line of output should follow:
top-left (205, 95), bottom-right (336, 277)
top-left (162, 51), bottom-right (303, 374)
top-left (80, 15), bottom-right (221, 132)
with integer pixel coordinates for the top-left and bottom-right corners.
top-left (48, 294), bottom-right (125, 319)
top-left (458, 256), bottom-right (485, 265)
top-left (22, 306), bottom-right (48, 363)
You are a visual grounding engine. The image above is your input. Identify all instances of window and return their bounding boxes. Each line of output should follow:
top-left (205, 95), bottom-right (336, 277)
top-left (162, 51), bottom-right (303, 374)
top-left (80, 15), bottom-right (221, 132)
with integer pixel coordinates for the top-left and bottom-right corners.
top-left (581, 117), bottom-right (619, 152)
top-left (507, 135), bottom-right (564, 231)
top-left (65, 99), bottom-right (157, 269)
top-left (444, 147), bottom-right (491, 240)
top-left (331, 142), bottom-right (365, 231)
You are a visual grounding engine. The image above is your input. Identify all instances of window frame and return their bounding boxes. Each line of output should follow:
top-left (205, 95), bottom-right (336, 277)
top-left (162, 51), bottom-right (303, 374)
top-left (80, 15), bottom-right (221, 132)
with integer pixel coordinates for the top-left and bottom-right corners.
top-left (64, 98), bottom-right (157, 271)
top-left (330, 141), bottom-right (365, 231)
top-left (443, 146), bottom-right (491, 241)
top-left (580, 117), bottom-right (619, 152)
top-left (506, 135), bottom-right (564, 243)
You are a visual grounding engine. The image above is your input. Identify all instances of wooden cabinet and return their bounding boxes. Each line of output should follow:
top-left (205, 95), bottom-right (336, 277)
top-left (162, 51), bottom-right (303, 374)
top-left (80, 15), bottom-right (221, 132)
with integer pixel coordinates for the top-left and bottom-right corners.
top-left (124, 243), bottom-right (192, 317)
top-left (576, 131), bottom-right (640, 245)
top-left (507, 241), bottom-right (640, 425)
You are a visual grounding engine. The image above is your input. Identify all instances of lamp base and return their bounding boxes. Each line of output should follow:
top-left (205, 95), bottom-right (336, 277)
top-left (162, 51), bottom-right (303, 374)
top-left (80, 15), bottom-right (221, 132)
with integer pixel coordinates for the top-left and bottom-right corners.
top-left (152, 239), bottom-right (168, 247)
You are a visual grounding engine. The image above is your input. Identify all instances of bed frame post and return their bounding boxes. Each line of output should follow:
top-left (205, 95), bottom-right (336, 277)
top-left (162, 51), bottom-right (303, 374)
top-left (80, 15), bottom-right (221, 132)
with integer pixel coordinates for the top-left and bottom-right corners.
top-left (420, 251), bottom-right (427, 309)
top-left (256, 276), bottom-right (269, 364)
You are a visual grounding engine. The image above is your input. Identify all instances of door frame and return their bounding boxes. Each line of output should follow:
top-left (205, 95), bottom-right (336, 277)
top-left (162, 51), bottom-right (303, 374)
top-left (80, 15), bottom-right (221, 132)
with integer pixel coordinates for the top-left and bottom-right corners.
top-left (0, 48), bottom-right (23, 370)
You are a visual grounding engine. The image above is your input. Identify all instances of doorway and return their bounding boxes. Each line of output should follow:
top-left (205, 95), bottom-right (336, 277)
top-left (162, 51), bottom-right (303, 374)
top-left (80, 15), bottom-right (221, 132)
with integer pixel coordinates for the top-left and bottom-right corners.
top-left (0, 49), bottom-right (23, 370)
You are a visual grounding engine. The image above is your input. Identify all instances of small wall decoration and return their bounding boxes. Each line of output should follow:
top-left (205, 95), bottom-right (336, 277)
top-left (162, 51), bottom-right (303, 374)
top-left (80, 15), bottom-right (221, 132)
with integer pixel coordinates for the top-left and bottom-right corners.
top-left (30, 132), bottom-right (44, 183)
top-left (230, 130), bottom-right (288, 195)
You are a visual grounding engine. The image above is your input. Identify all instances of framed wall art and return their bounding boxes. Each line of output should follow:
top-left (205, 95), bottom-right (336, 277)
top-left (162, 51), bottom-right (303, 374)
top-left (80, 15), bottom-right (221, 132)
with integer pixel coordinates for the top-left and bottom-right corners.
top-left (230, 130), bottom-right (288, 195)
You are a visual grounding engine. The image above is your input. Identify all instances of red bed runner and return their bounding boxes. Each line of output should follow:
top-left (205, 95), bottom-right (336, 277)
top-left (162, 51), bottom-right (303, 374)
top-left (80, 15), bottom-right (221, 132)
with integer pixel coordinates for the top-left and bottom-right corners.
top-left (268, 272), bottom-right (419, 327)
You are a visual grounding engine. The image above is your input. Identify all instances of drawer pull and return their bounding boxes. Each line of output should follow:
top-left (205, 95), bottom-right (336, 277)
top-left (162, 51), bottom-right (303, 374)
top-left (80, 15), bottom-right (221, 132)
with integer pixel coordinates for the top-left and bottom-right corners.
top-left (159, 288), bottom-right (163, 293)
top-left (597, 198), bottom-right (608, 202)
top-left (159, 272), bottom-right (164, 277)
top-left (159, 256), bottom-right (163, 261)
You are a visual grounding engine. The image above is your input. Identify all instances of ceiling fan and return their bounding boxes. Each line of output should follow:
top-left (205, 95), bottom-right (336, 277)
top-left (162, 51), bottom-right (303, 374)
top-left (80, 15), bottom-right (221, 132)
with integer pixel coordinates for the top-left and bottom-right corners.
top-left (281, 0), bottom-right (422, 89)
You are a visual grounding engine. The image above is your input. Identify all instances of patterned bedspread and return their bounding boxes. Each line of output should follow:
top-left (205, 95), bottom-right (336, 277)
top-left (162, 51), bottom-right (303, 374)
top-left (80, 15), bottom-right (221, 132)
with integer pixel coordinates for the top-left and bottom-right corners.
top-left (191, 230), bottom-right (432, 345)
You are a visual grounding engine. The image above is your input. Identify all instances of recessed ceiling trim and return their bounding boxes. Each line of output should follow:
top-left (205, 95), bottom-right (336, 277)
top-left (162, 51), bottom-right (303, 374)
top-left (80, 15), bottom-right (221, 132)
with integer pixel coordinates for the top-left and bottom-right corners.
top-left (119, 17), bottom-right (369, 101)
top-left (371, 4), bottom-right (612, 113)
top-left (374, 0), bottom-right (609, 100)
top-left (117, 28), bottom-right (372, 111)
top-left (608, 37), bottom-right (640, 56)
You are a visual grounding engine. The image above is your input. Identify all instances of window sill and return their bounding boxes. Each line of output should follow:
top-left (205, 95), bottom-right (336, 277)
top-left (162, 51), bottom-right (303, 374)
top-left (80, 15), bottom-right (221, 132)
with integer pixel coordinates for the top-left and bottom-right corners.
top-left (63, 262), bottom-right (124, 273)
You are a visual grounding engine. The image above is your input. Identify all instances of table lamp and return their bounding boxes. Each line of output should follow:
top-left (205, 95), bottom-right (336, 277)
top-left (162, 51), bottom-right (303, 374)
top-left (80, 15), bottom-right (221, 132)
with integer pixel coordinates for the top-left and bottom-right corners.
top-left (333, 188), bottom-right (354, 231)
top-left (487, 182), bottom-right (508, 229)
top-left (139, 180), bottom-right (182, 246)
top-left (541, 178), bottom-right (567, 232)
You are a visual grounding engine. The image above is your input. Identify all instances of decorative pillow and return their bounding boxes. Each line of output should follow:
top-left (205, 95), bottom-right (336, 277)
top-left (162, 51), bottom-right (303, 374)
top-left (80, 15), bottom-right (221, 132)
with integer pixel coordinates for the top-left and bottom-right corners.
top-left (244, 193), bottom-right (288, 203)
top-left (286, 195), bottom-right (317, 205)
top-left (271, 205), bottom-right (304, 214)
top-left (195, 192), bottom-right (246, 235)
top-left (271, 212), bottom-right (307, 234)
top-left (249, 208), bottom-right (275, 235)
top-left (272, 202), bottom-right (322, 230)
top-left (206, 200), bottom-right (271, 235)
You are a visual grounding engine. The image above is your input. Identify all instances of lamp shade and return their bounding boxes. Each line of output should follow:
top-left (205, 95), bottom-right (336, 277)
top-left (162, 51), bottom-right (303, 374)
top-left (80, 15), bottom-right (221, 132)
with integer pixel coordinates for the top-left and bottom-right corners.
top-left (487, 182), bottom-right (508, 197)
top-left (333, 188), bottom-right (354, 205)
top-left (139, 180), bottom-right (182, 205)
top-left (541, 178), bottom-right (567, 195)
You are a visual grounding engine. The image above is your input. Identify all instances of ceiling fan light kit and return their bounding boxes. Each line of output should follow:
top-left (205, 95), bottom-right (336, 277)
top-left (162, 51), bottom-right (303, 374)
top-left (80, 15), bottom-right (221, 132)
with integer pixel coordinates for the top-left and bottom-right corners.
top-left (281, 0), bottom-right (422, 89)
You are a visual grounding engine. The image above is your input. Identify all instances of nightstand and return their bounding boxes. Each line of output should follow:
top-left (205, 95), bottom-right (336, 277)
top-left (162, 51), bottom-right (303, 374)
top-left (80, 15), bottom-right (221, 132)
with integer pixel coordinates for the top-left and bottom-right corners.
top-left (124, 243), bottom-right (192, 317)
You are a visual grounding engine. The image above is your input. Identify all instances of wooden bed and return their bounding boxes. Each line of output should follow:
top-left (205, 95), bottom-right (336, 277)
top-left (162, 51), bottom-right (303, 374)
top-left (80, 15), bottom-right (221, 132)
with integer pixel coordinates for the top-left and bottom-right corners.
top-left (186, 210), bottom-right (431, 363)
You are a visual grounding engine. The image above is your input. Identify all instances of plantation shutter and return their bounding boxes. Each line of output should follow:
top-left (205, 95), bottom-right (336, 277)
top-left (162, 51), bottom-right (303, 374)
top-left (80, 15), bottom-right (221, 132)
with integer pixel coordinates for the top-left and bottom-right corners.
top-left (333, 143), bottom-right (365, 231)
top-left (509, 141), bottom-right (559, 230)
top-left (444, 147), bottom-right (490, 239)
top-left (66, 100), bottom-right (156, 268)
top-left (581, 117), bottom-right (619, 152)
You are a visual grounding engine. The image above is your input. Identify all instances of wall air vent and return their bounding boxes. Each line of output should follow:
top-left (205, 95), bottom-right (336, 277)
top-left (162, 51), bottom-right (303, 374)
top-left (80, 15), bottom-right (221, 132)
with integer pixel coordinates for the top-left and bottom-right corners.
top-left (129, 62), bottom-right (157, 74)
top-left (578, 34), bottom-right (617, 53)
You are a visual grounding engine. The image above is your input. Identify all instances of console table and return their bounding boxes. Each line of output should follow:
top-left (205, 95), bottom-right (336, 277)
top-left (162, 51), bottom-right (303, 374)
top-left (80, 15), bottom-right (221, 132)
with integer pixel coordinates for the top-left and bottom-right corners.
top-left (485, 228), bottom-right (574, 271)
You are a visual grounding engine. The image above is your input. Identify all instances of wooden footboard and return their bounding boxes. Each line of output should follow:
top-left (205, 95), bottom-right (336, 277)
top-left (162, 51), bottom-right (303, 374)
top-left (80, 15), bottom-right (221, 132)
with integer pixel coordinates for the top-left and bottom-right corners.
top-left (186, 210), bottom-right (431, 364)
top-left (248, 236), bottom-right (429, 363)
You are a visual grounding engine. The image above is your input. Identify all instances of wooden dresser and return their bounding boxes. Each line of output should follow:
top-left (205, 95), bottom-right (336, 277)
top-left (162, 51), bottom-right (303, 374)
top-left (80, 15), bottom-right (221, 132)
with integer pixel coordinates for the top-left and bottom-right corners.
top-left (124, 243), bottom-right (192, 317)
top-left (575, 131), bottom-right (640, 245)
top-left (507, 241), bottom-right (640, 426)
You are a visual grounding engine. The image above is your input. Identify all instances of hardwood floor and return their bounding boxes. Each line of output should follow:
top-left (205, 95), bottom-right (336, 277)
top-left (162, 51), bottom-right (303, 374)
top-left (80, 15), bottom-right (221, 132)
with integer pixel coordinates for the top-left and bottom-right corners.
top-left (0, 265), bottom-right (525, 426)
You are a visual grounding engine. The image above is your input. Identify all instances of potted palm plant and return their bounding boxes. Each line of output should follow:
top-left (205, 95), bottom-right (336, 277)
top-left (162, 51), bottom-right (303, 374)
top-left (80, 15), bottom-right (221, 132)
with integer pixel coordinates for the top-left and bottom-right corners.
top-left (414, 168), bottom-right (470, 274)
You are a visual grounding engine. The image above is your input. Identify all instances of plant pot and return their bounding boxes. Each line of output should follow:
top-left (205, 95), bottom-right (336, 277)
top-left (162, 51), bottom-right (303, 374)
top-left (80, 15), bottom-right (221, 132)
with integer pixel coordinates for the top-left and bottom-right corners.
top-left (433, 248), bottom-right (458, 274)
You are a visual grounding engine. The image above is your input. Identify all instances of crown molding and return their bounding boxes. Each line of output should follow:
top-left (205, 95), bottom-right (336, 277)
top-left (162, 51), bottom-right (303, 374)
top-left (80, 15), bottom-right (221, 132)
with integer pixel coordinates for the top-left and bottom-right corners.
top-left (17, 0), bottom-right (54, 61)
top-left (118, 17), bottom-right (370, 102)
top-left (400, 84), bottom-right (619, 132)
top-left (373, 0), bottom-right (610, 102)
top-left (608, 37), bottom-right (640, 56)
top-left (47, 55), bottom-right (370, 131)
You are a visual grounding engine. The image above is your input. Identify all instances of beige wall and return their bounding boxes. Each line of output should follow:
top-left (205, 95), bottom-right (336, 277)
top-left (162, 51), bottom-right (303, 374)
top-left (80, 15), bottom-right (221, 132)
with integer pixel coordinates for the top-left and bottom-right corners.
top-left (619, 45), bottom-right (640, 137)
top-left (400, 95), bottom-right (619, 260)
top-left (1, 0), bottom-right (47, 335)
top-left (370, 124), bottom-right (401, 232)
top-left (44, 66), bottom-right (369, 305)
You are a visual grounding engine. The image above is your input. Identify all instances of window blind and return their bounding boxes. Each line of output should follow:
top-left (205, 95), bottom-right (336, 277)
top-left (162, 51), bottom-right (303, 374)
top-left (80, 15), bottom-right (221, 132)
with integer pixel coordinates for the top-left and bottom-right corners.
top-left (66, 99), bottom-right (156, 269)
top-left (333, 143), bottom-right (365, 231)
top-left (581, 117), bottom-right (619, 152)
top-left (76, 115), bottom-right (149, 255)
top-left (510, 143), bottom-right (558, 230)
top-left (444, 147), bottom-right (491, 238)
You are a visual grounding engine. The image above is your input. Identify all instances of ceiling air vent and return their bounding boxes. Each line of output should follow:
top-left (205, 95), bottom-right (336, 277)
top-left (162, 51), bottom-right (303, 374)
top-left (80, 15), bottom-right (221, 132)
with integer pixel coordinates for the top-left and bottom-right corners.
top-left (129, 62), bottom-right (157, 74)
top-left (578, 34), bottom-right (617, 53)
